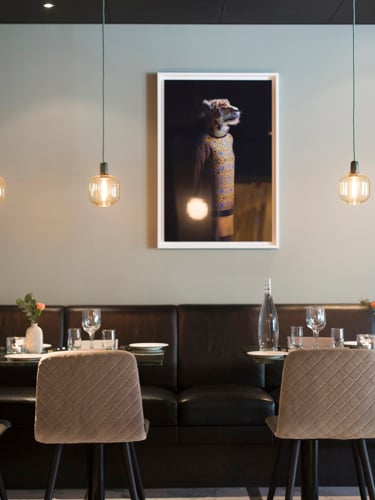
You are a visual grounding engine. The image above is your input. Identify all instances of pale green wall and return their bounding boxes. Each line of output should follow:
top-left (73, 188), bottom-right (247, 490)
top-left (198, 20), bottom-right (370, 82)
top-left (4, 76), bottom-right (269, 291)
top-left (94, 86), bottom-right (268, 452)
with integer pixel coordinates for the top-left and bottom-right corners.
top-left (0, 25), bottom-right (374, 305)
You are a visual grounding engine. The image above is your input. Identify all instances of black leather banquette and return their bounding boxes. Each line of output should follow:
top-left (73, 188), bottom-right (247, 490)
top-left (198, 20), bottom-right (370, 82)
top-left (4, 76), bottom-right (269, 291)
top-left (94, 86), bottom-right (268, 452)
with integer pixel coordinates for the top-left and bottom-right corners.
top-left (0, 304), bottom-right (372, 489)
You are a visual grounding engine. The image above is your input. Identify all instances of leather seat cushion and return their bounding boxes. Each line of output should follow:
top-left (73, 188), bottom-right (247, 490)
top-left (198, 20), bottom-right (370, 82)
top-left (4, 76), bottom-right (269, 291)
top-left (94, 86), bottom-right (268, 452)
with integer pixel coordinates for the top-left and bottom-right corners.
top-left (141, 385), bottom-right (178, 426)
top-left (178, 384), bottom-right (275, 426)
top-left (0, 386), bottom-right (36, 427)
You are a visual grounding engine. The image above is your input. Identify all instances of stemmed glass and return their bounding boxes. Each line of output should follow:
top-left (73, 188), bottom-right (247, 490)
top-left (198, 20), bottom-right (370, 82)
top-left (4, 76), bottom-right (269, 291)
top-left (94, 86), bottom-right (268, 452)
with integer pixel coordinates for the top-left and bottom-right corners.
top-left (82, 308), bottom-right (101, 349)
top-left (306, 306), bottom-right (326, 349)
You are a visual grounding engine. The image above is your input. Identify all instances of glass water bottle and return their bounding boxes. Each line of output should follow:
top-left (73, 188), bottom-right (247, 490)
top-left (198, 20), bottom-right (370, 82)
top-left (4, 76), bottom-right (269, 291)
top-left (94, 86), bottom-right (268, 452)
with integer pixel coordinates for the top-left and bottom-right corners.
top-left (258, 278), bottom-right (279, 351)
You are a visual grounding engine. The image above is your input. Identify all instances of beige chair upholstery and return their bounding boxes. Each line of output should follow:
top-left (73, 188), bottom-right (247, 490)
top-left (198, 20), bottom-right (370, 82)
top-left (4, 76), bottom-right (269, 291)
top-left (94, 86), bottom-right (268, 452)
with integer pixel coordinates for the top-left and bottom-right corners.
top-left (266, 349), bottom-right (375, 500)
top-left (35, 350), bottom-right (148, 500)
top-left (0, 420), bottom-right (11, 500)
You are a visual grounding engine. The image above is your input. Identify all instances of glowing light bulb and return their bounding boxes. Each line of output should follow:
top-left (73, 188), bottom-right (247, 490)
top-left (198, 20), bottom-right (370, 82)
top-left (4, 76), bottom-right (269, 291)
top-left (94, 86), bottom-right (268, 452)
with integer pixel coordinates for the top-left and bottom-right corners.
top-left (186, 197), bottom-right (208, 220)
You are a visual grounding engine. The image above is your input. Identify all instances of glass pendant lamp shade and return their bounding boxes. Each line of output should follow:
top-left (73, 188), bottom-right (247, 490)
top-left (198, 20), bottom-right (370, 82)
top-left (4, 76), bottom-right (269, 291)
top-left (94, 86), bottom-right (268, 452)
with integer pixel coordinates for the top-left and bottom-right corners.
top-left (0, 176), bottom-right (5, 203)
top-left (88, 162), bottom-right (120, 207)
top-left (88, 0), bottom-right (120, 207)
top-left (339, 161), bottom-right (370, 205)
top-left (339, 0), bottom-right (370, 204)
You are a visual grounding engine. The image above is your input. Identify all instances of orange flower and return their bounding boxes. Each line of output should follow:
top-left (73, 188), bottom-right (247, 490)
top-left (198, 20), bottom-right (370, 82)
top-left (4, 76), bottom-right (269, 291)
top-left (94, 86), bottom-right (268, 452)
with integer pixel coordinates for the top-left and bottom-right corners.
top-left (16, 293), bottom-right (45, 325)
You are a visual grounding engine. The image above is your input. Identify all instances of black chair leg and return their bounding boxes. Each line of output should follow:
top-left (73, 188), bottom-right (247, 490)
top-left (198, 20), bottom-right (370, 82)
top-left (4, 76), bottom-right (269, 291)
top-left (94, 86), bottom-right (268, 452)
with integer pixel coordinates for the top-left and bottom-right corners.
top-left (97, 444), bottom-right (105, 500)
top-left (352, 441), bottom-right (367, 500)
top-left (44, 444), bottom-right (63, 500)
top-left (285, 440), bottom-right (301, 500)
top-left (301, 440), bottom-right (318, 500)
top-left (87, 444), bottom-right (105, 500)
top-left (267, 439), bottom-right (290, 500)
top-left (312, 440), bottom-right (318, 500)
top-left (129, 443), bottom-right (145, 500)
top-left (122, 443), bottom-right (140, 500)
top-left (0, 470), bottom-right (8, 500)
top-left (357, 439), bottom-right (375, 500)
top-left (267, 438), bottom-right (282, 500)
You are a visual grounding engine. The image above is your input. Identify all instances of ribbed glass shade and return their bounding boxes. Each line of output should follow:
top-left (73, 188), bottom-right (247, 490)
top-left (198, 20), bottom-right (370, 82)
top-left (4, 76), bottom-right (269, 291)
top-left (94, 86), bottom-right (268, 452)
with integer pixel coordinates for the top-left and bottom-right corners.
top-left (339, 161), bottom-right (370, 205)
top-left (0, 176), bottom-right (5, 203)
top-left (88, 163), bottom-right (120, 207)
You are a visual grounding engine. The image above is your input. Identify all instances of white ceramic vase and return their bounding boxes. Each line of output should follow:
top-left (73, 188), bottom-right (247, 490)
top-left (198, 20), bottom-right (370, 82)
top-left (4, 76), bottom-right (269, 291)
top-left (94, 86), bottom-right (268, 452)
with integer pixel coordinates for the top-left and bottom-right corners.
top-left (25, 323), bottom-right (43, 354)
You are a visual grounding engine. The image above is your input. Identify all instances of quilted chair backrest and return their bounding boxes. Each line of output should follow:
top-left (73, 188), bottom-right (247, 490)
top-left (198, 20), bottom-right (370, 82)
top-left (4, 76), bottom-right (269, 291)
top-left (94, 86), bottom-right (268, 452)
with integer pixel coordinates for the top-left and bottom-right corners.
top-left (35, 350), bottom-right (146, 444)
top-left (276, 349), bottom-right (375, 440)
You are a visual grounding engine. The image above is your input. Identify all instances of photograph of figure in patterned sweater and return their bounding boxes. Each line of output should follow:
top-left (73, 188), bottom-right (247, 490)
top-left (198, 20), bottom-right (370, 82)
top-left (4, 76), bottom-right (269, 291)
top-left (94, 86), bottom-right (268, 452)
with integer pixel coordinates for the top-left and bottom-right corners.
top-left (193, 98), bottom-right (241, 241)
top-left (158, 73), bottom-right (278, 248)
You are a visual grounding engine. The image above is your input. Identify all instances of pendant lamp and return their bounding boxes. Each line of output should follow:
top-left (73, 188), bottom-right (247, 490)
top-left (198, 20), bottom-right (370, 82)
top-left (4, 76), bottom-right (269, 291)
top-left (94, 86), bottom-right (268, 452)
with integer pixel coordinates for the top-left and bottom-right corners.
top-left (339, 0), bottom-right (370, 205)
top-left (88, 0), bottom-right (120, 207)
top-left (0, 176), bottom-right (5, 203)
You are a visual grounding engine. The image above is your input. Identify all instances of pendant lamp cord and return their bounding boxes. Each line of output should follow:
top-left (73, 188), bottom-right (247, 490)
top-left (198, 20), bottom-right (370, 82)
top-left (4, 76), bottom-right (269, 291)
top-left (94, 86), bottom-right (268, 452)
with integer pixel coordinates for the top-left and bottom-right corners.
top-left (352, 0), bottom-right (356, 162)
top-left (102, 0), bottom-right (105, 164)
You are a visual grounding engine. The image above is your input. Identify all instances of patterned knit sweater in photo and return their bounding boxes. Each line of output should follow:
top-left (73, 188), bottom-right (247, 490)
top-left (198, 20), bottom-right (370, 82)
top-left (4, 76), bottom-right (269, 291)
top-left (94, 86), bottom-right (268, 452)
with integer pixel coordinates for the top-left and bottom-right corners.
top-left (194, 132), bottom-right (235, 216)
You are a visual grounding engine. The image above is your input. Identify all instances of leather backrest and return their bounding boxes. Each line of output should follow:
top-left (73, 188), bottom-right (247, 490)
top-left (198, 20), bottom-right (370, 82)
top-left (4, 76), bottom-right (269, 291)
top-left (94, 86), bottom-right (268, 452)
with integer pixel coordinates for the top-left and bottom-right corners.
top-left (64, 306), bottom-right (178, 391)
top-left (276, 349), bottom-right (375, 439)
top-left (178, 305), bottom-right (265, 390)
top-left (35, 350), bottom-right (146, 444)
top-left (0, 306), bottom-right (64, 349)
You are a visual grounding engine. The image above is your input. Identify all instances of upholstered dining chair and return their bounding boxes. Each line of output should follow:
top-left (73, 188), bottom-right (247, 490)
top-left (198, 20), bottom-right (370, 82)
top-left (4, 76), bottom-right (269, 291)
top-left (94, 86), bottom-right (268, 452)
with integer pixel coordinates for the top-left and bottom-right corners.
top-left (34, 350), bottom-right (149, 500)
top-left (0, 419), bottom-right (11, 500)
top-left (266, 349), bottom-right (375, 500)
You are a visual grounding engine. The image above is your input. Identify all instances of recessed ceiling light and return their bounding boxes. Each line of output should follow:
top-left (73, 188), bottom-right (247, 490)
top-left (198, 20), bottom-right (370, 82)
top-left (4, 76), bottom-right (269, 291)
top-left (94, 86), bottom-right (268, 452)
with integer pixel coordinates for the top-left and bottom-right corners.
top-left (43, 3), bottom-right (54, 8)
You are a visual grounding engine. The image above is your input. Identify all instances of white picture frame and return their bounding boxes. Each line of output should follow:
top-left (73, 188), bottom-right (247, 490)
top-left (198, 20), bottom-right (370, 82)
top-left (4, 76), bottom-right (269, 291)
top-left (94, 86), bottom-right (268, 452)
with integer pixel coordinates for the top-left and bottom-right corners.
top-left (157, 72), bottom-right (279, 249)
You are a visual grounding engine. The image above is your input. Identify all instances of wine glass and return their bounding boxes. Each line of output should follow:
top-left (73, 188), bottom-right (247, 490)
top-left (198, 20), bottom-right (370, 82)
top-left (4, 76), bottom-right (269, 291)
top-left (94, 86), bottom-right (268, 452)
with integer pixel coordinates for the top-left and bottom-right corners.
top-left (82, 308), bottom-right (101, 349)
top-left (306, 306), bottom-right (326, 349)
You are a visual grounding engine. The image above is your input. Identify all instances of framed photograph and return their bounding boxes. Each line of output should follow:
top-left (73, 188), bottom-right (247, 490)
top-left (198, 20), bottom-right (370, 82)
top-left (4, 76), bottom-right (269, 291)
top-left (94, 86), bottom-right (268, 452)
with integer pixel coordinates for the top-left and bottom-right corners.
top-left (157, 72), bottom-right (279, 249)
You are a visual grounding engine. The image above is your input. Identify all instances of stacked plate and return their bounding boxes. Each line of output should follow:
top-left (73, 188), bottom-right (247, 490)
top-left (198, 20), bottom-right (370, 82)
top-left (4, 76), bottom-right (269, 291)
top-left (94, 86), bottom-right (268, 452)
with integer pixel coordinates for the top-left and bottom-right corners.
top-left (128, 342), bottom-right (168, 353)
top-left (5, 353), bottom-right (46, 361)
top-left (247, 350), bottom-right (288, 360)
